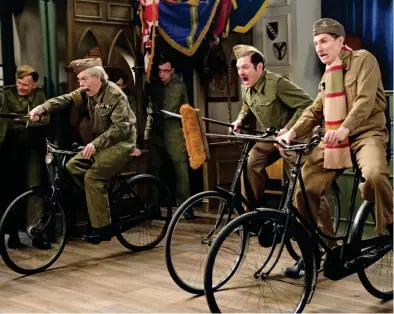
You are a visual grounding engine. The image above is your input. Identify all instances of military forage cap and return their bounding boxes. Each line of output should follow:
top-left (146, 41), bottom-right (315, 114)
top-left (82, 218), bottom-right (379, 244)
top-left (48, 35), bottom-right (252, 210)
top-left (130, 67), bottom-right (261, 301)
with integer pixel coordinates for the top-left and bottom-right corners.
top-left (16, 65), bottom-right (36, 79)
top-left (313, 18), bottom-right (346, 37)
top-left (69, 58), bottom-right (103, 75)
top-left (233, 45), bottom-right (265, 62)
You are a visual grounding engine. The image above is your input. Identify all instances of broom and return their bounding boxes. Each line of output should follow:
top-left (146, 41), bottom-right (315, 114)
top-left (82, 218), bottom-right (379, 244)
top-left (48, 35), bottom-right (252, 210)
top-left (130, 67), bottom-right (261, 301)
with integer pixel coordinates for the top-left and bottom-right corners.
top-left (164, 105), bottom-right (277, 170)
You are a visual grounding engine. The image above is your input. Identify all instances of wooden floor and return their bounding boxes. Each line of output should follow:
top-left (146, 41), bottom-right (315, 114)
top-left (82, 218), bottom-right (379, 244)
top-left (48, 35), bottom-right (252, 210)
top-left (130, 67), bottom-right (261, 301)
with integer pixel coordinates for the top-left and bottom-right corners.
top-left (0, 217), bottom-right (392, 313)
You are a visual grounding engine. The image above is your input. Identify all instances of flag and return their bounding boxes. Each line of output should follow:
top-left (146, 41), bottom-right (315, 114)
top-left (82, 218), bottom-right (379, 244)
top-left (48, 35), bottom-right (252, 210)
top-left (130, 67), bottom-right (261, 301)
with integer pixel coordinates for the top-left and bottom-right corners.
top-left (158, 0), bottom-right (220, 56)
top-left (139, 0), bottom-right (159, 81)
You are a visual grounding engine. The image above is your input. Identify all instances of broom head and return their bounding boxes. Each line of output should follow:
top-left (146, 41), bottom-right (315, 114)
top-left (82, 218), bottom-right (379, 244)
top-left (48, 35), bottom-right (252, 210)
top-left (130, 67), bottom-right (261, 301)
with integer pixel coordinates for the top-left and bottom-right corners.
top-left (180, 104), bottom-right (210, 169)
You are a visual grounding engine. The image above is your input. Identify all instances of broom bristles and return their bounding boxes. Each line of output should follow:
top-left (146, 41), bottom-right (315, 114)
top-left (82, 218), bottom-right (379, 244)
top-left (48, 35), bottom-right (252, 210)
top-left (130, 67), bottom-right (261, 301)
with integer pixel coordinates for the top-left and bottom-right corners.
top-left (180, 104), bottom-right (208, 170)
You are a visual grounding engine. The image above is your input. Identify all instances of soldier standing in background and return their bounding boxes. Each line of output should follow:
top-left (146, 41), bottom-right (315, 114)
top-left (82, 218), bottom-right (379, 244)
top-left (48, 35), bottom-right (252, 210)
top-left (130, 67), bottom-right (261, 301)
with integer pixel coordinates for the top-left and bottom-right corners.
top-left (0, 65), bottom-right (50, 249)
top-left (109, 68), bottom-right (141, 156)
top-left (144, 57), bottom-right (194, 220)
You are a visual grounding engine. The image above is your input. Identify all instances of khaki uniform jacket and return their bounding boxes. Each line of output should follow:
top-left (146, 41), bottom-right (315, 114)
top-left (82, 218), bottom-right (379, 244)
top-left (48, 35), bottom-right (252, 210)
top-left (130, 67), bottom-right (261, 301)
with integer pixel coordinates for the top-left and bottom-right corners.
top-left (144, 77), bottom-right (188, 140)
top-left (42, 81), bottom-right (136, 152)
top-left (0, 86), bottom-right (48, 147)
top-left (237, 70), bottom-right (313, 131)
top-left (292, 50), bottom-right (387, 139)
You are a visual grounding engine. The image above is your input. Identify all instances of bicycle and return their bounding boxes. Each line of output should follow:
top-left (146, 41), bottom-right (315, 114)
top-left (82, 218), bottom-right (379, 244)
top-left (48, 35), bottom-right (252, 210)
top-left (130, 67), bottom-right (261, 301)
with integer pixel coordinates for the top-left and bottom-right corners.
top-left (165, 128), bottom-right (341, 295)
top-left (203, 128), bottom-right (392, 313)
top-left (0, 141), bottom-right (172, 275)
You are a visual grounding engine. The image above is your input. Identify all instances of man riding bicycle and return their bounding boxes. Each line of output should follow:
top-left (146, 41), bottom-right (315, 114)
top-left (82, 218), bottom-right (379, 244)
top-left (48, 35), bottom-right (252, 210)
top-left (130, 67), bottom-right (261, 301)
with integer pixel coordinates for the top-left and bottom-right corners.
top-left (29, 58), bottom-right (138, 243)
top-left (231, 45), bottom-right (313, 207)
top-left (278, 18), bottom-right (393, 278)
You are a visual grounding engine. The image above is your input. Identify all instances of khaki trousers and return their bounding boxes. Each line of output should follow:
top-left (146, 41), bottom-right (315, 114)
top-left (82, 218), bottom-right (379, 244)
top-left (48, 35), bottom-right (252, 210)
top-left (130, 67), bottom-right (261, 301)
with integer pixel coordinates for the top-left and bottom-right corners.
top-left (295, 133), bottom-right (393, 236)
top-left (241, 142), bottom-right (293, 207)
top-left (148, 128), bottom-right (190, 205)
top-left (66, 144), bottom-right (131, 228)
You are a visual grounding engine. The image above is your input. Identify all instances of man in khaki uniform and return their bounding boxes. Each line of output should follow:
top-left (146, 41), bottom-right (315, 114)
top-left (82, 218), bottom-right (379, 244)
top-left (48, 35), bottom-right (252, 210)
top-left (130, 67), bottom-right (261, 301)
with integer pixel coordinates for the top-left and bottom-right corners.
top-left (145, 57), bottom-right (193, 219)
top-left (279, 18), bottom-right (393, 277)
top-left (0, 65), bottom-right (50, 249)
top-left (30, 58), bottom-right (137, 243)
top-left (231, 45), bottom-right (312, 207)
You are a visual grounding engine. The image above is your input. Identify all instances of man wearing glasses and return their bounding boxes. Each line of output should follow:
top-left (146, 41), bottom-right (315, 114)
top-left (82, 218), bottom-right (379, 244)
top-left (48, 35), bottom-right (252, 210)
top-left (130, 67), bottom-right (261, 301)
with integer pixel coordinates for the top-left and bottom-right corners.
top-left (144, 56), bottom-right (194, 220)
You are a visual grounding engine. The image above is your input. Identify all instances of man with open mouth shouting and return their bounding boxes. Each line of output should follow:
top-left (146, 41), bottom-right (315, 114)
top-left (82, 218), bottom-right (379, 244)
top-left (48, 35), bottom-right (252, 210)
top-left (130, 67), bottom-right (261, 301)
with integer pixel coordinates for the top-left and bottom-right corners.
top-left (231, 45), bottom-right (313, 212)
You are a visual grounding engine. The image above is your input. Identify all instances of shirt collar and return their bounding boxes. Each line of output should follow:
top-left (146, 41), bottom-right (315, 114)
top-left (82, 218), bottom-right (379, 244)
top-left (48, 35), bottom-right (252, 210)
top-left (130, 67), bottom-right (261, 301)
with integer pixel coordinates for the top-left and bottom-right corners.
top-left (164, 76), bottom-right (175, 87)
top-left (18, 89), bottom-right (35, 103)
top-left (91, 81), bottom-right (107, 103)
top-left (249, 69), bottom-right (266, 94)
top-left (342, 52), bottom-right (351, 71)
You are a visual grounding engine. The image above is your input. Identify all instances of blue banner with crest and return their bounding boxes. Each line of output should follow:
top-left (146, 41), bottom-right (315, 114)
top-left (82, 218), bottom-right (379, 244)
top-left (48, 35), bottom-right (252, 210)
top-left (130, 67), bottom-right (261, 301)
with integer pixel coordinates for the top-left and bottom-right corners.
top-left (158, 0), bottom-right (220, 56)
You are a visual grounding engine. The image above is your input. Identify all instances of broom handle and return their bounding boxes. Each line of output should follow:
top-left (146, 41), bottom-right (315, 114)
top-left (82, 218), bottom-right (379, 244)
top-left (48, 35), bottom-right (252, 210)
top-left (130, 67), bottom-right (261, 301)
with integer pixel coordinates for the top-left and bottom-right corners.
top-left (161, 110), bottom-right (266, 135)
top-left (0, 113), bottom-right (29, 119)
top-left (201, 117), bottom-right (266, 135)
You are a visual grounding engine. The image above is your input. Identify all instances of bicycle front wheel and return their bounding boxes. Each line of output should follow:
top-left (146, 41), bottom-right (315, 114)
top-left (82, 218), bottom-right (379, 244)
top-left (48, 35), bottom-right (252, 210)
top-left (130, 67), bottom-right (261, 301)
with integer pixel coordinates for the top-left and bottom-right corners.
top-left (204, 209), bottom-right (316, 313)
top-left (0, 189), bottom-right (67, 275)
top-left (165, 191), bottom-right (248, 295)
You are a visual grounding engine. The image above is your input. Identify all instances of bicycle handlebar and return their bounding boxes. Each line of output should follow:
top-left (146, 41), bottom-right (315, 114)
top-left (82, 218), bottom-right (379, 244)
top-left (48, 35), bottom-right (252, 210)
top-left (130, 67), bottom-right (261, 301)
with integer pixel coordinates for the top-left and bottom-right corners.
top-left (47, 141), bottom-right (150, 157)
top-left (227, 125), bottom-right (323, 153)
top-left (46, 141), bottom-right (84, 155)
top-left (0, 113), bottom-right (42, 121)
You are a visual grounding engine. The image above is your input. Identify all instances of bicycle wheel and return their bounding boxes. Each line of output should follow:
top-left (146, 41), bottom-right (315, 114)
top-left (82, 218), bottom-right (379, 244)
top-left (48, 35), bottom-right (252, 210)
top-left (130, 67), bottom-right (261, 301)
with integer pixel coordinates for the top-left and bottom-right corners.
top-left (351, 201), bottom-right (393, 300)
top-left (165, 191), bottom-right (249, 295)
top-left (204, 209), bottom-right (316, 313)
top-left (286, 185), bottom-right (340, 261)
top-left (114, 174), bottom-right (172, 251)
top-left (0, 189), bottom-right (68, 275)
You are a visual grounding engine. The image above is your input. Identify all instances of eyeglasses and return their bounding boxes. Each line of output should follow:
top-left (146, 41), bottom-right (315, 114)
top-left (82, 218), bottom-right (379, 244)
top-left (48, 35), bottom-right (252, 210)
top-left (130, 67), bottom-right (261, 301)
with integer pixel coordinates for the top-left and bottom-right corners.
top-left (158, 69), bottom-right (172, 74)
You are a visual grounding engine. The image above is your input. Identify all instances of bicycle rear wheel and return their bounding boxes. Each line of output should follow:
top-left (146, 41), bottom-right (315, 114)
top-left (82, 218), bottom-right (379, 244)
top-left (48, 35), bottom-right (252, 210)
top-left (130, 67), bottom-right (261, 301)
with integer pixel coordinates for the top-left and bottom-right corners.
top-left (165, 191), bottom-right (248, 295)
top-left (114, 175), bottom-right (172, 251)
top-left (351, 201), bottom-right (393, 300)
top-left (0, 189), bottom-right (67, 275)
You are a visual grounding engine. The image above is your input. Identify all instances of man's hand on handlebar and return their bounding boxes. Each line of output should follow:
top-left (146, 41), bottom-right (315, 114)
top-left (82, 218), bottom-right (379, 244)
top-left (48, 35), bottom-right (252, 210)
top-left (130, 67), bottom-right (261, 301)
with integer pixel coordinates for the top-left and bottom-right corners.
top-left (230, 119), bottom-right (243, 134)
top-left (276, 127), bottom-right (289, 137)
top-left (276, 128), bottom-right (296, 144)
top-left (29, 105), bottom-right (45, 121)
top-left (274, 128), bottom-right (296, 151)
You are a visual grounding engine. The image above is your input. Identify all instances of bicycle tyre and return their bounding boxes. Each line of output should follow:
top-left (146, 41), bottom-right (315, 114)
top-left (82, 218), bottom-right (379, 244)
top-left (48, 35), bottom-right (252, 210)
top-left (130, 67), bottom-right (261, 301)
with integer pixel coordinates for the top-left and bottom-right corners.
top-left (165, 190), bottom-right (248, 295)
top-left (0, 189), bottom-right (68, 275)
top-left (204, 209), bottom-right (316, 313)
top-left (351, 201), bottom-right (393, 300)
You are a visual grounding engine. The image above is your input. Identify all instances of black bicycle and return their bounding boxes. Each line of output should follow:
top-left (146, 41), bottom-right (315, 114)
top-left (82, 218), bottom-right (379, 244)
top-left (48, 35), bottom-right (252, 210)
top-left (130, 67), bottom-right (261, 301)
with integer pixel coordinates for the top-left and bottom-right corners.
top-left (0, 141), bottom-right (172, 275)
top-left (203, 128), bottom-right (392, 313)
top-left (165, 128), bottom-right (341, 295)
